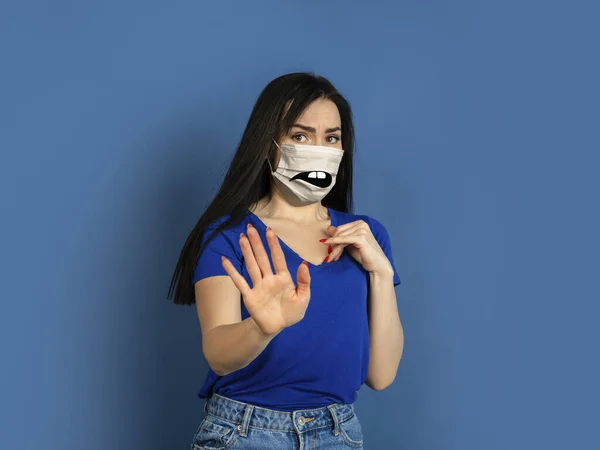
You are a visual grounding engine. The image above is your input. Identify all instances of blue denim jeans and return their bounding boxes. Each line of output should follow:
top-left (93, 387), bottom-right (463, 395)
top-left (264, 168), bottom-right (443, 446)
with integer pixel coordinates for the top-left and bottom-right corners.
top-left (191, 393), bottom-right (364, 449)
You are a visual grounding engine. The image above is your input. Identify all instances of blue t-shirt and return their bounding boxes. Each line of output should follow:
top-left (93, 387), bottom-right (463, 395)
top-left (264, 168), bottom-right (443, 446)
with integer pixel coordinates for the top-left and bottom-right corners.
top-left (192, 206), bottom-right (401, 411)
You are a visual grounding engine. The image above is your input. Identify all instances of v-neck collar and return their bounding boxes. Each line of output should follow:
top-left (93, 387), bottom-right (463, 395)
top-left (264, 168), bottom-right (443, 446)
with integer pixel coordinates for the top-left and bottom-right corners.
top-left (245, 206), bottom-right (336, 268)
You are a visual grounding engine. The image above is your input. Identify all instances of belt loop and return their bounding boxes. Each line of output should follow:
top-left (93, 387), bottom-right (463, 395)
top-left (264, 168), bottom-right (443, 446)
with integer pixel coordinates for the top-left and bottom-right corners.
top-left (327, 404), bottom-right (340, 436)
top-left (203, 397), bottom-right (210, 414)
top-left (237, 404), bottom-right (254, 437)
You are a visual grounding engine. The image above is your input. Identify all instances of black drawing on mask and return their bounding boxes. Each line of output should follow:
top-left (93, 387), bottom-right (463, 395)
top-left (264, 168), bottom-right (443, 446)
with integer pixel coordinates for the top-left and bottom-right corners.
top-left (290, 171), bottom-right (332, 188)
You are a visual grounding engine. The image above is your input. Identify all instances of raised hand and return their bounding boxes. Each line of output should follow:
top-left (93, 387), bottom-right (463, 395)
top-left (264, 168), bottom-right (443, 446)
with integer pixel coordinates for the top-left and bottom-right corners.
top-left (321, 221), bottom-right (394, 277)
top-left (220, 223), bottom-right (311, 336)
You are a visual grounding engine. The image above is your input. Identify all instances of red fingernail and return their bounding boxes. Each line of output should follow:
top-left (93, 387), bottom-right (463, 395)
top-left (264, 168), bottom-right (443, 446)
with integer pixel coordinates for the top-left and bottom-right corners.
top-left (324, 256), bottom-right (329, 262)
top-left (328, 245), bottom-right (332, 254)
top-left (319, 238), bottom-right (327, 242)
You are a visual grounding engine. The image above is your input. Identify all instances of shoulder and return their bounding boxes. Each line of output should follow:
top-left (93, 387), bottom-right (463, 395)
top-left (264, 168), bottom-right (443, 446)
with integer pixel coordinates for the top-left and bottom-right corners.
top-left (201, 212), bottom-right (248, 248)
top-left (204, 212), bottom-right (249, 234)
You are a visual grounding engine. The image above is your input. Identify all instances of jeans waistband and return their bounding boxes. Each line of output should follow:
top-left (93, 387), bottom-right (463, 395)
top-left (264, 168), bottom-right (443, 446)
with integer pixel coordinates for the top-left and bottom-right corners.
top-left (204, 393), bottom-right (356, 437)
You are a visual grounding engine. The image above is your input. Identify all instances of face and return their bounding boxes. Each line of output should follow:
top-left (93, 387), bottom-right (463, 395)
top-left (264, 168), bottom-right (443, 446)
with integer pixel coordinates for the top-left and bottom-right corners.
top-left (273, 98), bottom-right (343, 170)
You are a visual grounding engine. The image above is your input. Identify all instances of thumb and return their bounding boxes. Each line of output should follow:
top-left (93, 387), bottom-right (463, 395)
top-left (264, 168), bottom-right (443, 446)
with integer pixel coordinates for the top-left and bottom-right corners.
top-left (296, 261), bottom-right (311, 298)
top-left (327, 225), bottom-right (337, 236)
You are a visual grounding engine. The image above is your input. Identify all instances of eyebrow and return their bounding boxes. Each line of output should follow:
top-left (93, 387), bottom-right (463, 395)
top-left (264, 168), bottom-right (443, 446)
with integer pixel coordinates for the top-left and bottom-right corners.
top-left (292, 123), bottom-right (341, 133)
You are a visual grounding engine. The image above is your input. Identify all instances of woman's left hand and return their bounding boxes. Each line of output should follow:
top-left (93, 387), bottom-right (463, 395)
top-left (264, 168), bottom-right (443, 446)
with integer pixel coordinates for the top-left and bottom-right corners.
top-left (321, 220), bottom-right (394, 276)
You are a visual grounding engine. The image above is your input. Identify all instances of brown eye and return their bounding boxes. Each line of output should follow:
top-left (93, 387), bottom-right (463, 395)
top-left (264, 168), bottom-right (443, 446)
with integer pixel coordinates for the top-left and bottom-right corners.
top-left (292, 133), bottom-right (307, 142)
top-left (327, 135), bottom-right (341, 144)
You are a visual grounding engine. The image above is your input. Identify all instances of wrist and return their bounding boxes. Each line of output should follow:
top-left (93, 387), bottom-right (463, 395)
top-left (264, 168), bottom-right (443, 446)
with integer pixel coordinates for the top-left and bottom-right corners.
top-left (248, 316), bottom-right (280, 339)
top-left (369, 266), bottom-right (395, 280)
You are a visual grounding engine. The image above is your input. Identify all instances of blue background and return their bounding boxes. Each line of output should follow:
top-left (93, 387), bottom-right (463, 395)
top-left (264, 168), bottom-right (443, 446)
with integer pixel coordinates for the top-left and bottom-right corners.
top-left (1, 1), bottom-right (598, 449)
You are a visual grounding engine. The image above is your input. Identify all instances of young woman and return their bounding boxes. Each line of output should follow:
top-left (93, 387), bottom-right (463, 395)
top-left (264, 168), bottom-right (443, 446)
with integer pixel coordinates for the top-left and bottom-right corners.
top-left (169, 72), bottom-right (403, 449)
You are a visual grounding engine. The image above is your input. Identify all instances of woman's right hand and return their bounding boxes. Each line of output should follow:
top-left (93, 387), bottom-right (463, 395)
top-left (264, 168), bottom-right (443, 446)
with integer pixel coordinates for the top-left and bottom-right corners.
top-left (220, 223), bottom-right (311, 337)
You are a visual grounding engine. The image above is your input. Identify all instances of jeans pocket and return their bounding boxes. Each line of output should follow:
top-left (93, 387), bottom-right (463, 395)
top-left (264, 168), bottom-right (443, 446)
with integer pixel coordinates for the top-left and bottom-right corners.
top-left (192, 414), bottom-right (239, 450)
top-left (338, 413), bottom-right (364, 448)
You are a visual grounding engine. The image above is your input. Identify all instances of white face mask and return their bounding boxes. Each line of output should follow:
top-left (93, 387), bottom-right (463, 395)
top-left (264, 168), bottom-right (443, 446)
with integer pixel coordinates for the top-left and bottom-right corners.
top-left (268, 140), bottom-right (344, 204)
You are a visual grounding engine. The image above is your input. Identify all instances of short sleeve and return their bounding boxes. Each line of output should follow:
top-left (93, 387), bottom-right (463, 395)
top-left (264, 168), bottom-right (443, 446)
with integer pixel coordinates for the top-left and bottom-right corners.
top-left (366, 216), bottom-right (401, 286)
top-left (192, 222), bottom-right (244, 285)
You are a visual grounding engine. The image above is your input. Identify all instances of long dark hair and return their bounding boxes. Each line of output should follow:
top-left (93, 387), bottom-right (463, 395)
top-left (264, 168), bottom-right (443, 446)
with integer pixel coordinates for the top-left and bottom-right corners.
top-left (168, 72), bottom-right (355, 305)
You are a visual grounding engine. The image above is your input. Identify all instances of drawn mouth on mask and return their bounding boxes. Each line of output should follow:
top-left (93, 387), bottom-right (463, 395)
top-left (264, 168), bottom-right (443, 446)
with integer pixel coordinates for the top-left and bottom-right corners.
top-left (290, 171), bottom-right (332, 188)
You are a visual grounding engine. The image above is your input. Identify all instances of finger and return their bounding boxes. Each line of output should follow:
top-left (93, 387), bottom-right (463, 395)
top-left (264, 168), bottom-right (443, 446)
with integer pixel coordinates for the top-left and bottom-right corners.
top-left (320, 224), bottom-right (363, 248)
top-left (324, 225), bottom-right (367, 262)
top-left (327, 220), bottom-right (366, 236)
top-left (265, 227), bottom-right (289, 274)
top-left (325, 243), bottom-right (345, 262)
top-left (246, 224), bottom-right (273, 276)
top-left (335, 245), bottom-right (347, 261)
top-left (328, 222), bottom-right (364, 238)
top-left (328, 244), bottom-right (346, 262)
top-left (221, 255), bottom-right (252, 296)
top-left (296, 260), bottom-right (311, 299)
top-left (238, 232), bottom-right (262, 285)
top-left (322, 234), bottom-right (363, 246)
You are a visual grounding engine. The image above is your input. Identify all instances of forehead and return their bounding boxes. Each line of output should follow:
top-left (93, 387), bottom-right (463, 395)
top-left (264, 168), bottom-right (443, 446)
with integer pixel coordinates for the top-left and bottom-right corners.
top-left (296, 98), bottom-right (341, 126)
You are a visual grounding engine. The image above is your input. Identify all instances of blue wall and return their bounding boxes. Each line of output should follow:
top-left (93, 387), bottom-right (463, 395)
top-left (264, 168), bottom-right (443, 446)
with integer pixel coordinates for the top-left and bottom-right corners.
top-left (1, 1), bottom-right (598, 449)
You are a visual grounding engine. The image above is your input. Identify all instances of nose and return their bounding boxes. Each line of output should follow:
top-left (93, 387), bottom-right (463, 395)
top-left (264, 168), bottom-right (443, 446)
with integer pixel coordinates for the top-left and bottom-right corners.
top-left (315, 135), bottom-right (328, 146)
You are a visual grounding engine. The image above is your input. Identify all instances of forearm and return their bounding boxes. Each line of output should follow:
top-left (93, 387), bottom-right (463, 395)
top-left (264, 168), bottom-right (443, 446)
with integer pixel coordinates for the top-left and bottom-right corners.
top-left (366, 271), bottom-right (404, 390)
top-left (203, 316), bottom-right (279, 376)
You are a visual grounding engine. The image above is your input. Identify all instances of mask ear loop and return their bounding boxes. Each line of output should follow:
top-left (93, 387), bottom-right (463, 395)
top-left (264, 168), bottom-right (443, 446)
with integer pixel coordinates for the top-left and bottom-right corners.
top-left (267, 138), bottom-right (281, 174)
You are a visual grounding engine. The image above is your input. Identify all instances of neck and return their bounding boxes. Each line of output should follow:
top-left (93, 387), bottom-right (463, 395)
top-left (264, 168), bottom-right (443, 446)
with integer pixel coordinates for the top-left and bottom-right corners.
top-left (251, 187), bottom-right (329, 224)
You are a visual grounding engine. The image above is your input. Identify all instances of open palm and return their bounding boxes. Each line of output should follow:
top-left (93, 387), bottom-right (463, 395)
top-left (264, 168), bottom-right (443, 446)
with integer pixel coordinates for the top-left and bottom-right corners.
top-left (220, 223), bottom-right (311, 336)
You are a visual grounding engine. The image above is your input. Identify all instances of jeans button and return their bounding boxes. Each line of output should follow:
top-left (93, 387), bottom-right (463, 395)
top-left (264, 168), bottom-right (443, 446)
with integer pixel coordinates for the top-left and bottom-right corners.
top-left (298, 416), bottom-right (306, 425)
